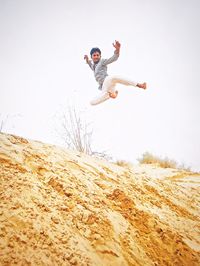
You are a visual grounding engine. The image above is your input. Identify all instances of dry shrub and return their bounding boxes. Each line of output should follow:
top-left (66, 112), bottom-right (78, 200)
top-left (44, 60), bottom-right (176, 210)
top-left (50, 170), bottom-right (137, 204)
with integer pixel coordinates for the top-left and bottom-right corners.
top-left (115, 160), bottom-right (133, 168)
top-left (138, 152), bottom-right (184, 169)
top-left (57, 105), bottom-right (111, 159)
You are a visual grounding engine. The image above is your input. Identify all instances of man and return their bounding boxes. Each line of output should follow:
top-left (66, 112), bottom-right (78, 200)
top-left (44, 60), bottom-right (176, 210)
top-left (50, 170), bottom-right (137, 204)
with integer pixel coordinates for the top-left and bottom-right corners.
top-left (84, 40), bottom-right (146, 105)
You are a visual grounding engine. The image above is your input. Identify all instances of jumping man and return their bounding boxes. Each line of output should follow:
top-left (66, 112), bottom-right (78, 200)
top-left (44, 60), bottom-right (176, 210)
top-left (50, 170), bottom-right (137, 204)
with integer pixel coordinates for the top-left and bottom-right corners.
top-left (84, 40), bottom-right (147, 105)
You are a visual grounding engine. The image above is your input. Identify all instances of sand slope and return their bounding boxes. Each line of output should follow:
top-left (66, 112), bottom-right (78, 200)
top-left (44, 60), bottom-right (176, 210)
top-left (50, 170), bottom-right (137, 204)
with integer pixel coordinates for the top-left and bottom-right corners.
top-left (0, 133), bottom-right (200, 265)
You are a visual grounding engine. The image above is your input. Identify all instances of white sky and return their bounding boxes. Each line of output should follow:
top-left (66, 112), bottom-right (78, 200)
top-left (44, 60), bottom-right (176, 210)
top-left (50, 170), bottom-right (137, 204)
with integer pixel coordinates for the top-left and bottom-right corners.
top-left (1, 0), bottom-right (200, 171)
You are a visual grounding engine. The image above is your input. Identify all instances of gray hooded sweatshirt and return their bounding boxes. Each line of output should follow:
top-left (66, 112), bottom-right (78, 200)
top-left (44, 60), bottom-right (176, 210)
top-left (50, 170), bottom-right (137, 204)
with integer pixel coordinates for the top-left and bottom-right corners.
top-left (87, 52), bottom-right (119, 90)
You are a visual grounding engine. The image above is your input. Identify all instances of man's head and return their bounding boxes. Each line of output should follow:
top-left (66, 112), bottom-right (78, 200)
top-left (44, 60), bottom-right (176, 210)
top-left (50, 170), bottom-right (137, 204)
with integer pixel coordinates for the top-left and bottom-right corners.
top-left (90, 47), bottom-right (101, 63)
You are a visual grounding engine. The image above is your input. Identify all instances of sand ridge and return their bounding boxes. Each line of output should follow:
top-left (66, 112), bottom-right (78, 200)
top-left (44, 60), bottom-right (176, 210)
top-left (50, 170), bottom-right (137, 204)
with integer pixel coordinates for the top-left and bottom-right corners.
top-left (0, 133), bottom-right (200, 265)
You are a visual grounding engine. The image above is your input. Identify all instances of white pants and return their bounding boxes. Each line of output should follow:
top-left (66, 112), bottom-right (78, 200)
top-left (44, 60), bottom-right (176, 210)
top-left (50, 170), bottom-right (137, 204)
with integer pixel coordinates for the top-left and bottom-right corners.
top-left (90, 75), bottom-right (138, 105)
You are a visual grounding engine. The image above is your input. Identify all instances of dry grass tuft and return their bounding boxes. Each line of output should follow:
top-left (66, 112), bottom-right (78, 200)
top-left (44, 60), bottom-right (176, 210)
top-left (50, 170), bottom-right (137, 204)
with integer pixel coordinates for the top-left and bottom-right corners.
top-left (115, 160), bottom-right (133, 168)
top-left (138, 152), bottom-right (191, 171)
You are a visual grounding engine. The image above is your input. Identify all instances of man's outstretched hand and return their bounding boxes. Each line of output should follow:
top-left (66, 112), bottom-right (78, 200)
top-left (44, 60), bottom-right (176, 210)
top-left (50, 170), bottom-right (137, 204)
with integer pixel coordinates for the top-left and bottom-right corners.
top-left (112, 40), bottom-right (121, 53)
top-left (84, 55), bottom-right (89, 63)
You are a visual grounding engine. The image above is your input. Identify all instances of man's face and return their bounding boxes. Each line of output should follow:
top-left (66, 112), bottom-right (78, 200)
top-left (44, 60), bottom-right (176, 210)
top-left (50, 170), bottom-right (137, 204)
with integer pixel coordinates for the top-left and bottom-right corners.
top-left (91, 52), bottom-right (101, 63)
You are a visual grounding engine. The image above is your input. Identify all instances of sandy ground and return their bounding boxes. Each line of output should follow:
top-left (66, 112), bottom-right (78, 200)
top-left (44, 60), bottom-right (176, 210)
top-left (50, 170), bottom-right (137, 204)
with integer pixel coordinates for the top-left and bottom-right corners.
top-left (0, 132), bottom-right (200, 265)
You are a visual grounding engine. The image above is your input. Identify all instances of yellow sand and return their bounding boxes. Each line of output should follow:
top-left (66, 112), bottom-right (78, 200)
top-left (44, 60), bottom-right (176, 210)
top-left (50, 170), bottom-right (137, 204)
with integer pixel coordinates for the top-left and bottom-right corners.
top-left (0, 133), bottom-right (199, 265)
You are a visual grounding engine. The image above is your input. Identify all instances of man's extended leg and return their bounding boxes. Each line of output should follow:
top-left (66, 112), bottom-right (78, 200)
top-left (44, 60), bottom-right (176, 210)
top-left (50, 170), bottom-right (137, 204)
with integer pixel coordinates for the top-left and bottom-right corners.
top-left (102, 75), bottom-right (147, 98)
top-left (90, 76), bottom-right (147, 105)
top-left (137, 82), bottom-right (147, 89)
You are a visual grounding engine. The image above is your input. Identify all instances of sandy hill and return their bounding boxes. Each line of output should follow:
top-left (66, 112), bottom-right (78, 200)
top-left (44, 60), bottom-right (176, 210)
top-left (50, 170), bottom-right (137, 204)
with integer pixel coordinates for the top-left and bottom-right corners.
top-left (0, 133), bottom-right (200, 266)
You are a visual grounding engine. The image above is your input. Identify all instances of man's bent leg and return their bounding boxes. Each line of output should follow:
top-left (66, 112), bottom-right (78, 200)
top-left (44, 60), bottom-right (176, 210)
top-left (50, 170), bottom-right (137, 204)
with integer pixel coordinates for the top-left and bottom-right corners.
top-left (90, 92), bottom-right (110, 105)
top-left (101, 76), bottom-right (118, 99)
top-left (102, 76), bottom-right (116, 93)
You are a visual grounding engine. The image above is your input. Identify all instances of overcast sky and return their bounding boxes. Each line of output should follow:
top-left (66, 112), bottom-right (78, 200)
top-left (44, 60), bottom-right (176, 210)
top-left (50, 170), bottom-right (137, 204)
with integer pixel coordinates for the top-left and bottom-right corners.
top-left (1, 0), bottom-right (200, 171)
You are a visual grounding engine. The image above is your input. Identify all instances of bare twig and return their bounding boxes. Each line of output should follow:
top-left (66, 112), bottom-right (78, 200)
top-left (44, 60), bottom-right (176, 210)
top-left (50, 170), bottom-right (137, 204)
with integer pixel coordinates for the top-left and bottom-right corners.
top-left (59, 106), bottom-right (93, 155)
